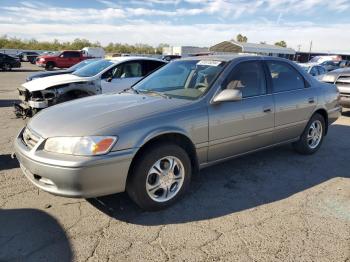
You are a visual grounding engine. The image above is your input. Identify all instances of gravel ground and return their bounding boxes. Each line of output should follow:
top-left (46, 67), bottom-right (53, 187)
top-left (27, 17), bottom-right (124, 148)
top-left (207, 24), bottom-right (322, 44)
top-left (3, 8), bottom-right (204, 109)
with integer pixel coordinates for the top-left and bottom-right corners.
top-left (0, 63), bottom-right (349, 262)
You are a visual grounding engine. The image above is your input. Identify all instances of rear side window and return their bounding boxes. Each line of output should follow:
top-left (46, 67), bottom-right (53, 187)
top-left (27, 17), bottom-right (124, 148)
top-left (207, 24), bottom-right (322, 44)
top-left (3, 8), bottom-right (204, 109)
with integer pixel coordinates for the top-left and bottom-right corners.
top-left (64, 52), bottom-right (80, 58)
top-left (225, 61), bottom-right (267, 98)
top-left (267, 61), bottom-right (305, 92)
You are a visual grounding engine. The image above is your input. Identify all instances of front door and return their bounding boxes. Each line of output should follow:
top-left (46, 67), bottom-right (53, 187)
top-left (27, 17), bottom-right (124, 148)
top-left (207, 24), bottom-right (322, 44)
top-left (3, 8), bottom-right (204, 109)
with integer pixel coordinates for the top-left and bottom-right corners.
top-left (208, 60), bottom-right (275, 162)
top-left (101, 61), bottom-right (143, 93)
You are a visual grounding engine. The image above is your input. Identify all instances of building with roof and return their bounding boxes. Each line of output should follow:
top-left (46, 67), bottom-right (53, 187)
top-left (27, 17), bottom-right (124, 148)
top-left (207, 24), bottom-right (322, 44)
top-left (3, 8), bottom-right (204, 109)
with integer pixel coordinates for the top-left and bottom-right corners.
top-left (210, 40), bottom-right (296, 59)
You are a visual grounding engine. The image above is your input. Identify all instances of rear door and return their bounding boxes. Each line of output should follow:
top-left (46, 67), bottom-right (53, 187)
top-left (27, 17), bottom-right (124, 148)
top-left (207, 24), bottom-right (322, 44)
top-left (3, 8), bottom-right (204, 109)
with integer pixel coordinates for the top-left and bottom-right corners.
top-left (65, 51), bottom-right (81, 67)
top-left (208, 60), bottom-right (275, 161)
top-left (101, 60), bottom-right (144, 93)
top-left (266, 60), bottom-right (317, 142)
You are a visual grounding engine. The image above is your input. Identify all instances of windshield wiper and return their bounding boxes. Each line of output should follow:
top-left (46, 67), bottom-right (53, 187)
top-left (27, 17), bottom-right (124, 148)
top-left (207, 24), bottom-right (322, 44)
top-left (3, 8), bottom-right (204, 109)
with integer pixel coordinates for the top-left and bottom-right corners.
top-left (120, 86), bottom-right (139, 94)
top-left (138, 89), bottom-right (170, 99)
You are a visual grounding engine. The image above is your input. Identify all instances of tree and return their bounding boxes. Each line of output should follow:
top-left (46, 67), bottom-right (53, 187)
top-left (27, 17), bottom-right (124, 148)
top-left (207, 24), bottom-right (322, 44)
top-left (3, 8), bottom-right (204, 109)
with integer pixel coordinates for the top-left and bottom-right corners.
top-left (236, 34), bottom-right (248, 43)
top-left (0, 35), bottom-right (170, 54)
top-left (275, 41), bottom-right (287, 48)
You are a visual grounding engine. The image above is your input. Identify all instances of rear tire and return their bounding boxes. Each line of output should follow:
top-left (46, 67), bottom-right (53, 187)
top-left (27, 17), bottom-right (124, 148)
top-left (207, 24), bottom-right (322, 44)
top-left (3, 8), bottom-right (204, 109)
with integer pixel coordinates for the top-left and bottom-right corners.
top-left (127, 143), bottom-right (192, 211)
top-left (293, 113), bottom-right (325, 155)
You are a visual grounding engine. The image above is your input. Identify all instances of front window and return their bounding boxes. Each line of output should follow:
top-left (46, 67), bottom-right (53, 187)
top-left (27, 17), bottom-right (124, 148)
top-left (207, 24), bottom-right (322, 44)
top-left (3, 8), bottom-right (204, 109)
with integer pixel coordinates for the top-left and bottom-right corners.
top-left (133, 60), bottom-right (225, 100)
top-left (73, 60), bottom-right (113, 77)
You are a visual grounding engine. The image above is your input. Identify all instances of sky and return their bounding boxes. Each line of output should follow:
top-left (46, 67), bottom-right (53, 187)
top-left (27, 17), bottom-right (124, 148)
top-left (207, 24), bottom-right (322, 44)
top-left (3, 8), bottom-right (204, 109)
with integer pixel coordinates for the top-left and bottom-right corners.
top-left (1, 0), bottom-right (350, 52)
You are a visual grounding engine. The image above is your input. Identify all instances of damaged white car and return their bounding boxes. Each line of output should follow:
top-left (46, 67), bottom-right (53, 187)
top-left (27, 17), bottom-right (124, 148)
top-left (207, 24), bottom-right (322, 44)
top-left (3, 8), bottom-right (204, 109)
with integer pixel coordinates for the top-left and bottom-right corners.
top-left (15, 57), bottom-right (166, 117)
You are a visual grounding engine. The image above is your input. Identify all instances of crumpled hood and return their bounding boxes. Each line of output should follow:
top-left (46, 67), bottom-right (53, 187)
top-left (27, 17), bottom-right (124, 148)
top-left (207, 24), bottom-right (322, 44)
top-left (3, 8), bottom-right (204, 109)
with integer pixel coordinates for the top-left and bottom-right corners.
top-left (28, 93), bottom-right (191, 138)
top-left (22, 74), bottom-right (90, 92)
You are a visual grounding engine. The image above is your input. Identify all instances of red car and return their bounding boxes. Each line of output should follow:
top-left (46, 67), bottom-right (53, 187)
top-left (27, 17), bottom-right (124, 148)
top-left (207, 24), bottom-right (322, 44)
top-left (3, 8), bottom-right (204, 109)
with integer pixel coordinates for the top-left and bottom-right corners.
top-left (36, 50), bottom-right (87, 70)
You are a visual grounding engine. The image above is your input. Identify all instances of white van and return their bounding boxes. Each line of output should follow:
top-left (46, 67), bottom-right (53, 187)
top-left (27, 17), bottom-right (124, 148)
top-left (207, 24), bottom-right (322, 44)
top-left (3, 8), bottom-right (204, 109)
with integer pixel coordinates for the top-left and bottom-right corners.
top-left (81, 47), bottom-right (105, 58)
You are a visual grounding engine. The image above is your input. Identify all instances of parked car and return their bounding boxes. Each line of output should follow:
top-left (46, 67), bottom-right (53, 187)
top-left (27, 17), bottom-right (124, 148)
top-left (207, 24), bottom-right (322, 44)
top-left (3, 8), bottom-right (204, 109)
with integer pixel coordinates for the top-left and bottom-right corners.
top-left (320, 67), bottom-right (350, 108)
top-left (162, 55), bottom-right (181, 61)
top-left (298, 63), bottom-right (327, 79)
top-left (17, 51), bottom-right (40, 63)
top-left (36, 50), bottom-right (89, 70)
top-left (26, 58), bottom-right (100, 81)
top-left (14, 55), bottom-right (341, 211)
top-left (337, 60), bottom-right (350, 68)
top-left (319, 60), bottom-right (339, 72)
top-left (14, 57), bottom-right (166, 117)
top-left (0, 53), bottom-right (21, 71)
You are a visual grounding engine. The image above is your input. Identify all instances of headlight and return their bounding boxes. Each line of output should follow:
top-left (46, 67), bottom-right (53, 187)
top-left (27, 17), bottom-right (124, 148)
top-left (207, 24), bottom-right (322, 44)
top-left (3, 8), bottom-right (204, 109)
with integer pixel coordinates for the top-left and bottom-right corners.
top-left (39, 58), bottom-right (45, 62)
top-left (321, 75), bottom-right (336, 83)
top-left (44, 136), bottom-right (117, 156)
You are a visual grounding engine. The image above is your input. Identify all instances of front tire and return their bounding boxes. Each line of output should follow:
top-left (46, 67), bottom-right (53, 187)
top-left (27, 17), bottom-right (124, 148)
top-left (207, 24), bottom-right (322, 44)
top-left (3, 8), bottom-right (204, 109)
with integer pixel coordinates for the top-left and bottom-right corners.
top-left (127, 143), bottom-right (192, 211)
top-left (293, 113), bottom-right (325, 155)
top-left (45, 62), bottom-right (55, 71)
top-left (2, 63), bottom-right (12, 71)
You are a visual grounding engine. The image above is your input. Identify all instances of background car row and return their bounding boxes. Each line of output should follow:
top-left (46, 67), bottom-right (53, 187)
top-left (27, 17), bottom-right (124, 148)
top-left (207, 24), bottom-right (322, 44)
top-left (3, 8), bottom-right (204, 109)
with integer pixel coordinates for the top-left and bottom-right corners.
top-left (14, 57), bottom-right (166, 117)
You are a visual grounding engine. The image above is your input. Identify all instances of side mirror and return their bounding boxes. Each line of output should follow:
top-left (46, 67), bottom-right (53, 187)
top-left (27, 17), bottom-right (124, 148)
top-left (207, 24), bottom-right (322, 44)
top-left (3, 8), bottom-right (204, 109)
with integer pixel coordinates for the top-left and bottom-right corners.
top-left (106, 77), bottom-right (113, 82)
top-left (212, 89), bottom-right (242, 104)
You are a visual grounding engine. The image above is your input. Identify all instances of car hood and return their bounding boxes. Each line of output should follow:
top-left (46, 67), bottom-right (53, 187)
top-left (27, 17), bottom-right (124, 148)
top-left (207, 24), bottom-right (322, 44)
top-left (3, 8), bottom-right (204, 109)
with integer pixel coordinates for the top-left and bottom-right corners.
top-left (28, 93), bottom-right (191, 138)
top-left (27, 69), bottom-right (71, 81)
top-left (22, 73), bottom-right (91, 92)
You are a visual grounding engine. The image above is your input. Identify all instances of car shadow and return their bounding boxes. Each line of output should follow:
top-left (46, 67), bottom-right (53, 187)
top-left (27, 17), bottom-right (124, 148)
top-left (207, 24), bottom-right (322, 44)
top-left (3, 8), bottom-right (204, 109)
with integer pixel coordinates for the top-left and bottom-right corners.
top-left (9, 69), bottom-right (42, 73)
top-left (88, 123), bottom-right (350, 225)
top-left (0, 209), bottom-right (72, 262)
top-left (0, 154), bottom-right (19, 171)
top-left (0, 99), bottom-right (20, 108)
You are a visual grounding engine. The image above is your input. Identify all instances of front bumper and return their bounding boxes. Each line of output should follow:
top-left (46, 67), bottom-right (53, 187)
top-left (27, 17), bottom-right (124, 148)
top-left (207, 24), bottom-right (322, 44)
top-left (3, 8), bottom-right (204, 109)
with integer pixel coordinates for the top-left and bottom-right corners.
top-left (36, 61), bottom-right (46, 67)
top-left (14, 128), bottom-right (135, 198)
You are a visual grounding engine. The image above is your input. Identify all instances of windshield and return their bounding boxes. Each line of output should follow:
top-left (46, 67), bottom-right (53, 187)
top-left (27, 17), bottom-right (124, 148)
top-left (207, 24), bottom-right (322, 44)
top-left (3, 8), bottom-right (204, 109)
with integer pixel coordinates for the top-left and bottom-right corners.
top-left (133, 60), bottom-right (226, 100)
top-left (73, 60), bottom-right (113, 77)
top-left (69, 59), bottom-right (100, 71)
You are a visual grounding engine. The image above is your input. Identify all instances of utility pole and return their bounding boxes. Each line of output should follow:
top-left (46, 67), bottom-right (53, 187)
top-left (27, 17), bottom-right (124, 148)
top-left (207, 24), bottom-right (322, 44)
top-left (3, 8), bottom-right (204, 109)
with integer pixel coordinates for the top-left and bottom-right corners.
top-left (308, 40), bottom-right (313, 61)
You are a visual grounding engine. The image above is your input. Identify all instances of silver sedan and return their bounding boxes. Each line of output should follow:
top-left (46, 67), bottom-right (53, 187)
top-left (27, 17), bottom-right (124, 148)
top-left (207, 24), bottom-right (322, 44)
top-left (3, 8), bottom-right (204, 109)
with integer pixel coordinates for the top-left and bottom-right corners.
top-left (14, 55), bottom-right (341, 211)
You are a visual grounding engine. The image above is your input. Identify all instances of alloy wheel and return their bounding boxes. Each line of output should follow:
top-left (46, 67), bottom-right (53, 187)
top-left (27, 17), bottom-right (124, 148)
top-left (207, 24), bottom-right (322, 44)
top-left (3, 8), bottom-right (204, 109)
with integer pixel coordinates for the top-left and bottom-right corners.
top-left (146, 156), bottom-right (185, 203)
top-left (307, 120), bottom-right (323, 149)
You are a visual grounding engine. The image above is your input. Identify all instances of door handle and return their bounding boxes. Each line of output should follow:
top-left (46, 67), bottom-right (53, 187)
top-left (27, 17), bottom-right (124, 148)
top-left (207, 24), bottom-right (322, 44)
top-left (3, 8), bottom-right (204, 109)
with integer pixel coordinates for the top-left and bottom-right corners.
top-left (263, 107), bottom-right (272, 113)
top-left (308, 98), bottom-right (315, 104)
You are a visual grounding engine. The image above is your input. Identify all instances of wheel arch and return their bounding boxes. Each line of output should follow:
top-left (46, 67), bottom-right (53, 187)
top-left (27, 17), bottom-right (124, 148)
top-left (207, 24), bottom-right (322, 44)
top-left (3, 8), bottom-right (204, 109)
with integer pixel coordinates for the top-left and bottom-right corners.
top-left (127, 131), bottom-right (199, 186)
top-left (313, 108), bottom-right (329, 135)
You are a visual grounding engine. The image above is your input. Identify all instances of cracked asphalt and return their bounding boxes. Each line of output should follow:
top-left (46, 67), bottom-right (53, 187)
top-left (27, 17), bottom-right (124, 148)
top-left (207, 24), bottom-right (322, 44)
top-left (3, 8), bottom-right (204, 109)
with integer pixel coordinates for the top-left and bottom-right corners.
top-left (0, 63), bottom-right (349, 262)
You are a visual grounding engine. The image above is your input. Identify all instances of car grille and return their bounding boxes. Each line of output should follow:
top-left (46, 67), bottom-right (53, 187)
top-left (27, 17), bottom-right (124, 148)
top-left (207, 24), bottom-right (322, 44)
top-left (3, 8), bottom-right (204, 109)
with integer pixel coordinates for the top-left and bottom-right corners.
top-left (22, 128), bottom-right (41, 149)
top-left (336, 75), bottom-right (350, 87)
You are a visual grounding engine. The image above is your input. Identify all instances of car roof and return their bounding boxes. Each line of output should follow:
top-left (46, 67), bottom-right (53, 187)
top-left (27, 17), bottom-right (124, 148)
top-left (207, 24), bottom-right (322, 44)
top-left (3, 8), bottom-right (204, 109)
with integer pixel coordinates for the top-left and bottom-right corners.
top-left (178, 54), bottom-right (296, 63)
top-left (107, 56), bottom-right (165, 64)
